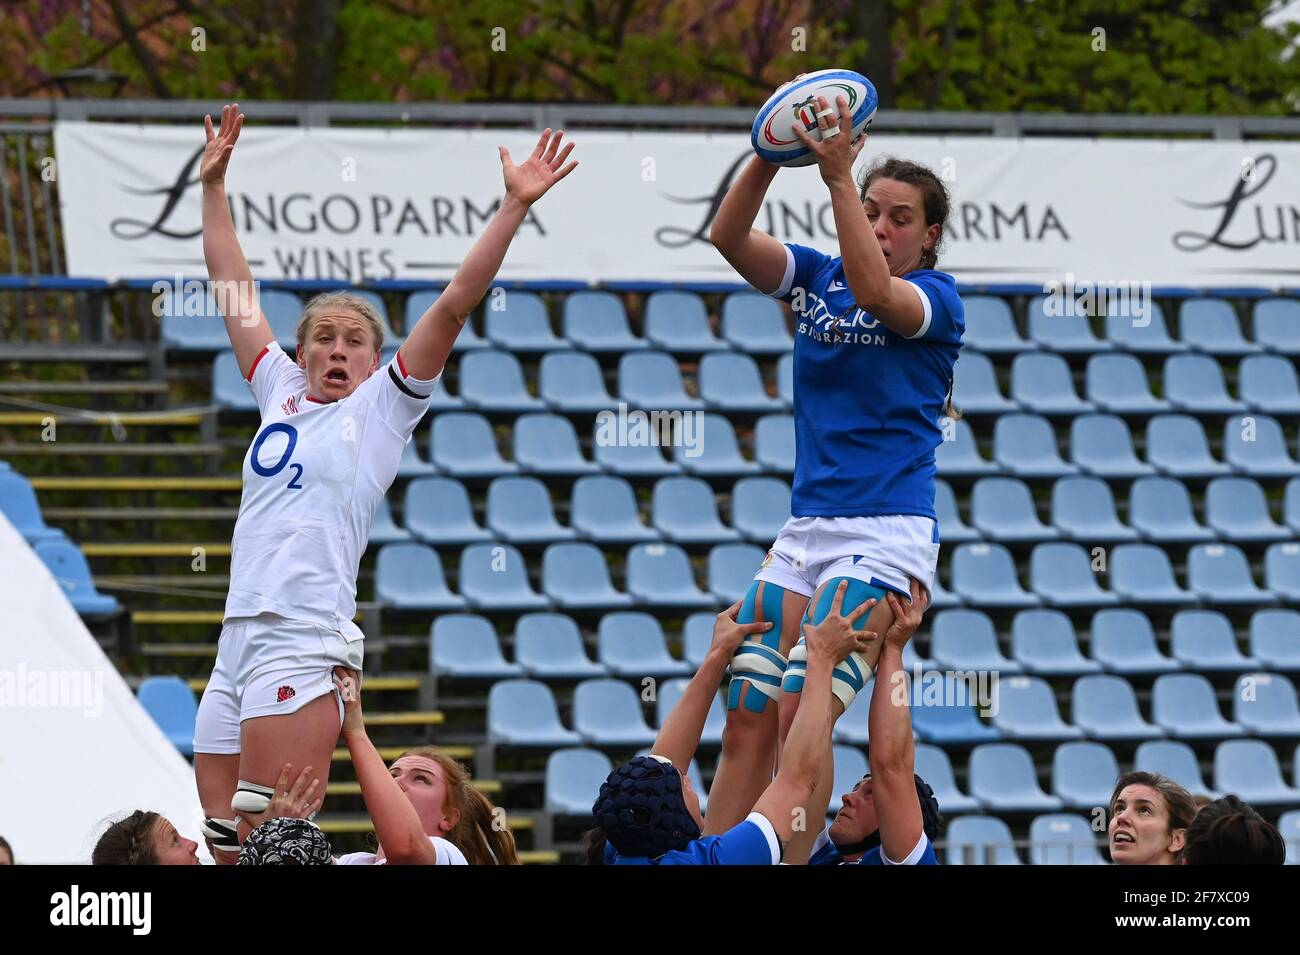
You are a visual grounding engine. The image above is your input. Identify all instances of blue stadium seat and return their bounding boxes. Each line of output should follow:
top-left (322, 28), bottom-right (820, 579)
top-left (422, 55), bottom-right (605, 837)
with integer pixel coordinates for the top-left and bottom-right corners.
top-left (683, 612), bottom-right (715, 669)
top-left (1027, 296), bottom-right (1109, 353)
top-left (1286, 478), bottom-right (1300, 534)
top-left (1170, 610), bottom-right (1260, 672)
top-left (731, 476), bottom-right (790, 543)
top-left (1090, 608), bottom-right (1179, 675)
top-left (1146, 415), bottom-right (1232, 478)
top-left (1085, 354), bottom-right (1171, 415)
top-left (626, 542), bottom-right (715, 609)
top-left (1110, 544), bottom-right (1196, 605)
top-left (930, 609), bottom-right (1021, 673)
top-left (430, 615), bottom-right (522, 679)
top-left (721, 292), bottom-right (793, 354)
top-left (212, 351), bottom-right (256, 411)
top-left (405, 289), bottom-right (488, 350)
top-left (368, 498), bottom-right (410, 546)
top-left (929, 574), bottom-right (961, 610)
top-left (1206, 477), bottom-right (1289, 542)
top-left (487, 477), bottom-right (576, 545)
top-left (1251, 609), bottom-right (1300, 671)
top-left (657, 679), bottom-right (726, 745)
top-left (563, 290), bottom-right (646, 353)
top-left (1188, 543), bottom-right (1271, 605)
top-left (403, 476), bottom-right (490, 545)
top-left (916, 744), bottom-right (981, 814)
top-left (644, 290), bottom-right (727, 353)
top-left (992, 676), bottom-right (1083, 741)
top-left (252, 291), bottom-right (306, 348)
top-left (994, 414), bottom-right (1079, 479)
top-left (1179, 298), bottom-right (1260, 356)
top-left (971, 477), bottom-right (1058, 543)
top-left (35, 538), bottom-right (119, 616)
top-left (708, 543), bottom-right (764, 604)
top-left (1052, 741), bottom-right (1121, 810)
top-left (396, 436), bottom-right (438, 477)
top-left (1234, 673), bottom-right (1300, 737)
top-left (698, 352), bottom-right (782, 413)
top-left (1224, 414), bottom-right (1300, 478)
top-left (0, 470), bottom-right (63, 544)
top-left (1265, 542), bottom-right (1300, 600)
top-left (514, 613), bottom-right (606, 679)
top-left (674, 414), bottom-right (761, 477)
top-left (755, 413), bottom-right (796, 474)
top-left (953, 352), bottom-right (1017, 415)
top-left (1128, 477), bottom-right (1215, 543)
top-left (573, 678), bottom-right (657, 747)
top-left (571, 476), bottom-right (657, 544)
top-left (484, 291), bottom-right (563, 353)
top-left (951, 543), bottom-right (1040, 608)
top-left (1070, 415), bottom-right (1155, 478)
top-left (458, 350), bottom-right (545, 413)
top-left (1214, 739), bottom-right (1300, 806)
top-left (1239, 354), bottom-right (1300, 414)
top-left (459, 542), bottom-right (550, 611)
top-left (374, 542), bottom-right (465, 611)
top-left (545, 748), bottom-right (614, 816)
top-left (543, 542), bottom-right (633, 611)
top-left (488, 680), bottom-right (581, 747)
top-left (618, 351), bottom-right (704, 412)
top-left (1009, 352), bottom-right (1093, 417)
top-left (1050, 476), bottom-right (1138, 542)
top-left (945, 815), bottom-right (1022, 865)
top-left (1153, 673), bottom-right (1244, 740)
top-left (1105, 298), bottom-right (1182, 354)
top-left (777, 352), bottom-right (794, 407)
top-left (939, 418), bottom-right (999, 476)
top-left (910, 675), bottom-right (1001, 745)
top-left (964, 295), bottom-right (1030, 355)
top-left (935, 479), bottom-right (978, 543)
top-left (598, 612), bottom-right (691, 678)
top-left (539, 350), bottom-right (615, 413)
top-left (1277, 811), bottom-right (1300, 865)
top-left (1030, 814), bottom-right (1104, 865)
top-left (833, 679), bottom-right (873, 746)
top-left (513, 414), bottom-right (600, 476)
top-left (828, 746), bottom-right (871, 815)
top-left (344, 290), bottom-right (395, 341)
top-left (1011, 609), bottom-right (1102, 677)
top-left (1031, 542), bottom-right (1119, 608)
top-left (592, 422), bottom-right (680, 477)
top-left (430, 413), bottom-right (517, 479)
top-left (137, 676), bottom-right (198, 757)
top-left (1164, 354), bottom-right (1246, 415)
top-left (1135, 740), bottom-right (1220, 798)
top-left (968, 743), bottom-right (1063, 812)
top-left (159, 286), bottom-right (233, 351)
top-left (1071, 674), bottom-right (1163, 741)
top-left (1252, 297), bottom-right (1300, 355)
top-left (651, 476), bottom-right (740, 544)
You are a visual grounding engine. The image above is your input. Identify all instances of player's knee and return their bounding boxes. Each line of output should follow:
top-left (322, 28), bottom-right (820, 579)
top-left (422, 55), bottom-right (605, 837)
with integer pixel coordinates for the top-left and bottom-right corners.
top-left (726, 579), bottom-right (792, 715)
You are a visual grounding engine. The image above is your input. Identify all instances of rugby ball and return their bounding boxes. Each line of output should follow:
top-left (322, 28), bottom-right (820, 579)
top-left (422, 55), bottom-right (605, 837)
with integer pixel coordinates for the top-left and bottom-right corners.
top-left (751, 69), bottom-right (877, 168)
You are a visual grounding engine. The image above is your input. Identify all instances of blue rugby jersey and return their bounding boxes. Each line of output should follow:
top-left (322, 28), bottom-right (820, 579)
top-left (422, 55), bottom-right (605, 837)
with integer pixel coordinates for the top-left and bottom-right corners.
top-left (808, 826), bottom-right (940, 866)
top-left (604, 812), bottom-right (781, 865)
top-left (769, 244), bottom-right (964, 520)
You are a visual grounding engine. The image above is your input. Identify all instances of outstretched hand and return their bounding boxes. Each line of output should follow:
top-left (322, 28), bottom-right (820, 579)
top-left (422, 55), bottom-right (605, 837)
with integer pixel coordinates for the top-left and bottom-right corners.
top-left (201, 103), bottom-right (244, 187)
top-left (500, 128), bottom-right (578, 207)
top-left (790, 95), bottom-right (867, 188)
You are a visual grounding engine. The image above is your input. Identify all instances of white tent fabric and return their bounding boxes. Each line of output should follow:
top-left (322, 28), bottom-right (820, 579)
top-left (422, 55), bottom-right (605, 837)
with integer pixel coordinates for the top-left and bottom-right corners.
top-left (0, 515), bottom-right (210, 863)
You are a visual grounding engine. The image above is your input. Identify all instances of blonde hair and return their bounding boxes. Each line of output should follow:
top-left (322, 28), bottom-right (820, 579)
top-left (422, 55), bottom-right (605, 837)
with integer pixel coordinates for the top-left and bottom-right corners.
top-left (296, 291), bottom-right (385, 355)
top-left (399, 746), bottom-right (520, 866)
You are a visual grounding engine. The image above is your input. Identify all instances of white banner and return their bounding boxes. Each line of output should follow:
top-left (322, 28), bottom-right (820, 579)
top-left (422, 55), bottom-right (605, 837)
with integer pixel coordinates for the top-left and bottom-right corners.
top-left (54, 120), bottom-right (1300, 288)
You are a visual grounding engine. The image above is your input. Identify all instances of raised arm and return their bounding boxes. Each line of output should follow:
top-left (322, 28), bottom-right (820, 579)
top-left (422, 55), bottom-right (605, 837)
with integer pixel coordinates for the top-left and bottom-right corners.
top-left (651, 601), bottom-right (773, 771)
top-left (868, 579), bottom-right (929, 863)
top-left (708, 157), bottom-right (789, 294)
top-left (334, 668), bottom-right (439, 865)
top-left (200, 104), bottom-right (274, 378)
top-left (398, 129), bottom-right (577, 381)
top-left (751, 582), bottom-right (878, 849)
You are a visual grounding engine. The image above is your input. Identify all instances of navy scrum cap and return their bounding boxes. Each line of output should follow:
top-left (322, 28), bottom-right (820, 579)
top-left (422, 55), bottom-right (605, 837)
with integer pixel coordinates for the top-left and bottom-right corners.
top-left (593, 754), bottom-right (701, 859)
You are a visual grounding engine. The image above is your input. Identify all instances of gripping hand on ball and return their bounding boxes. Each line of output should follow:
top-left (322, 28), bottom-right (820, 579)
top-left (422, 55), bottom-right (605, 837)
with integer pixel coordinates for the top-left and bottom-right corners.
top-left (790, 95), bottom-right (867, 189)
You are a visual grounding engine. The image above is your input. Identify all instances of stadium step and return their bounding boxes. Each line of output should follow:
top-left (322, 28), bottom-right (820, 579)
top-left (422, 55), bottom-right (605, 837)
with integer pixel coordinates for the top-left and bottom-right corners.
top-left (86, 542), bottom-right (232, 558)
top-left (332, 745), bottom-right (474, 762)
top-left (0, 412), bottom-right (203, 427)
top-left (325, 778), bottom-right (501, 796)
top-left (315, 813), bottom-right (533, 834)
top-left (0, 344), bottom-right (151, 363)
top-left (48, 507), bottom-right (240, 521)
top-left (132, 609), bottom-right (226, 625)
top-left (29, 476), bottom-right (240, 491)
top-left (362, 711), bottom-right (445, 727)
top-left (0, 442), bottom-right (223, 457)
top-left (139, 642), bottom-right (219, 657)
top-left (0, 380), bottom-right (169, 395)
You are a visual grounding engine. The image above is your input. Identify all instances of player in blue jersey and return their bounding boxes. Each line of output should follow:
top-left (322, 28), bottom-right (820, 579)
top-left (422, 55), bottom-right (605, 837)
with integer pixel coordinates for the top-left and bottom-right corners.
top-left (808, 581), bottom-right (943, 866)
top-left (708, 93), bottom-right (962, 860)
top-left (591, 581), bottom-right (879, 865)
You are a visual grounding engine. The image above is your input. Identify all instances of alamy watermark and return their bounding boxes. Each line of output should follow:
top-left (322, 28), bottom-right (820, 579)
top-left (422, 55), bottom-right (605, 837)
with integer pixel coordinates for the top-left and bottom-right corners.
top-left (1041, 273), bottom-right (1152, 324)
top-left (151, 274), bottom-right (263, 328)
top-left (595, 402), bottom-right (704, 458)
top-left (0, 664), bottom-right (104, 718)
top-left (889, 665), bottom-right (1000, 717)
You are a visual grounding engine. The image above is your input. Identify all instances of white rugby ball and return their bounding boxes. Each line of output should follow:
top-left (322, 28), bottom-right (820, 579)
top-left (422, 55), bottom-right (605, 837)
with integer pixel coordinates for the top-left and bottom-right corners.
top-left (751, 69), bottom-right (878, 168)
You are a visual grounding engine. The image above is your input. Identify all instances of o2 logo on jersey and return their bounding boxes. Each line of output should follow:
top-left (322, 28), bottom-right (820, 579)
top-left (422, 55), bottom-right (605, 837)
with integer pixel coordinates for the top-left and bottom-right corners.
top-left (250, 422), bottom-right (304, 490)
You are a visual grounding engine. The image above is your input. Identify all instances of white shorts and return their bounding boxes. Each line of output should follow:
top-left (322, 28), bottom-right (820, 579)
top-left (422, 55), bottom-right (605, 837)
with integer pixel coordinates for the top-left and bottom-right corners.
top-left (193, 613), bottom-right (364, 756)
top-left (755, 515), bottom-right (940, 600)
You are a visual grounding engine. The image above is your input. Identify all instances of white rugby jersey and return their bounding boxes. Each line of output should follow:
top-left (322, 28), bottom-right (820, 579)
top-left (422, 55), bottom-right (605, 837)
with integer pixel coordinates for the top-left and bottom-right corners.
top-left (224, 343), bottom-right (434, 638)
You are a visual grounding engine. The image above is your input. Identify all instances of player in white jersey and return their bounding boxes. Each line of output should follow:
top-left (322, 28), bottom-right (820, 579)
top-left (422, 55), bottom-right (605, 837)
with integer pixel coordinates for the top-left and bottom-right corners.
top-left (190, 103), bottom-right (578, 861)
